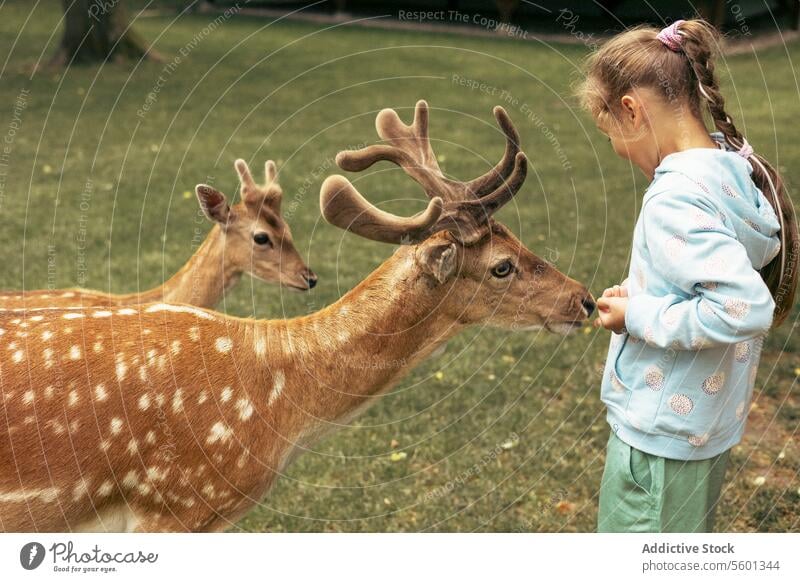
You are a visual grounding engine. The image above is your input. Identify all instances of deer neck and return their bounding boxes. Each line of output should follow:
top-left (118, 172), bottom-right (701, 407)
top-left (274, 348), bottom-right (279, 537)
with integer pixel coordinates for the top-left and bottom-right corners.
top-left (132, 226), bottom-right (239, 308)
top-left (257, 246), bottom-right (463, 438)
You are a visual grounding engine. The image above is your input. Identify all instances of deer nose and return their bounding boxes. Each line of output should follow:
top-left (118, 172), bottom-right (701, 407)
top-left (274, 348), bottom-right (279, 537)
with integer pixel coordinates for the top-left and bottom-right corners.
top-left (304, 269), bottom-right (318, 289)
top-left (581, 295), bottom-right (596, 317)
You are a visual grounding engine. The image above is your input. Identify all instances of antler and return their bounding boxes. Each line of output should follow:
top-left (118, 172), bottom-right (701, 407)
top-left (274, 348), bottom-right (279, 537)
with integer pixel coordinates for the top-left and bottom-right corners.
top-left (321, 101), bottom-right (527, 245)
top-left (235, 158), bottom-right (281, 206)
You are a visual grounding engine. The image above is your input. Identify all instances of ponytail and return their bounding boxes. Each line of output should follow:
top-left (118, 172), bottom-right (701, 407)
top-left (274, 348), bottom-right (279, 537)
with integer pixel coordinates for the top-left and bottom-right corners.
top-left (678, 20), bottom-right (798, 326)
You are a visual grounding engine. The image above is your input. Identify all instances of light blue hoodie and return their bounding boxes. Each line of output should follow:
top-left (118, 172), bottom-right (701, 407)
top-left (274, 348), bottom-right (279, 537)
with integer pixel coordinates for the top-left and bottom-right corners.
top-left (602, 134), bottom-right (782, 461)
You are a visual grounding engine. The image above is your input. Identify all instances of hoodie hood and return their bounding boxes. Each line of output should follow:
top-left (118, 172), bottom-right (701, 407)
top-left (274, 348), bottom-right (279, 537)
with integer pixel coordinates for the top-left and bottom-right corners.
top-left (651, 132), bottom-right (781, 269)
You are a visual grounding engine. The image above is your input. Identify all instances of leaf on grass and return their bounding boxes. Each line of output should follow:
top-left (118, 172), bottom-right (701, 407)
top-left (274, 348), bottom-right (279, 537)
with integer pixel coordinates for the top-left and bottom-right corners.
top-left (390, 452), bottom-right (407, 462)
top-left (555, 500), bottom-right (576, 514)
top-left (501, 355), bottom-right (516, 364)
top-left (434, 371), bottom-right (444, 381)
top-left (183, 190), bottom-right (192, 199)
top-left (753, 476), bottom-right (766, 486)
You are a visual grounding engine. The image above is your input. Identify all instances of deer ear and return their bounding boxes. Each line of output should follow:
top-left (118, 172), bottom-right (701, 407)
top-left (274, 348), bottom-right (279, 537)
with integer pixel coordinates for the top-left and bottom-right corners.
top-left (415, 238), bottom-right (458, 284)
top-left (195, 184), bottom-right (232, 225)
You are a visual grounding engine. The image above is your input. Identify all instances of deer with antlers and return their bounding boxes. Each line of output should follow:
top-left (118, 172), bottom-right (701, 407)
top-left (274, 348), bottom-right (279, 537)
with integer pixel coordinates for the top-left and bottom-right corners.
top-left (0, 101), bottom-right (594, 532)
top-left (0, 158), bottom-right (316, 311)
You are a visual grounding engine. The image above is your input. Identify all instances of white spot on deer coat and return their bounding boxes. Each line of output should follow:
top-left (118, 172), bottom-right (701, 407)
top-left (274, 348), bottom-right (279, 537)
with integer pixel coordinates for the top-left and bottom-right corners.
top-left (63, 312), bottom-right (84, 320)
top-left (139, 393), bottom-right (151, 411)
top-left (43, 347), bottom-right (54, 368)
top-left (198, 390), bottom-right (207, 404)
top-left (118, 308), bottom-right (137, 316)
top-left (170, 340), bottom-right (181, 356)
top-left (146, 466), bottom-right (168, 481)
top-left (93, 310), bottom-right (112, 318)
top-left (97, 480), bottom-right (113, 497)
top-left (12, 350), bottom-right (24, 363)
top-left (68, 390), bottom-right (79, 407)
top-left (145, 431), bottom-right (156, 444)
top-left (69, 345), bottom-right (81, 360)
top-left (30, 315), bottom-right (43, 322)
top-left (221, 387), bottom-right (232, 403)
top-left (145, 303), bottom-right (214, 319)
top-left (110, 417), bottom-right (123, 435)
top-left (254, 334), bottom-right (266, 358)
top-left (94, 384), bottom-right (107, 402)
top-left (207, 421), bottom-right (232, 444)
top-left (41, 330), bottom-right (54, 341)
top-left (0, 487), bottom-right (60, 503)
top-left (72, 481), bottom-right (90, 501)
top-left (189, 326), bottom-right (200, 342)
top-left (23, 390), bottom-right (34, 404)
top-left (122, 470), bottom-right (138, 489)
top-left (215, 336), bottom-right (233, 353)
top-left (236, 398), bottom-right (253, 421)
top-left (93, 341), bottom-right (103, 353)
top-left (127, 439), bottom-right (139, 455)
top-left (172, 389), bottom-right (184, 413)
top-left (116, 361), bottom-right (128, 382)
top-left (268, 371), bottom-right (285, 406)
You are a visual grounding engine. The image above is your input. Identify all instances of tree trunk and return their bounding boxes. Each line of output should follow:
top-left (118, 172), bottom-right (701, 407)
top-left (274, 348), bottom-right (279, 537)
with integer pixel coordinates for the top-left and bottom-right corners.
top-left (49, 0), bottom-right (159, 67)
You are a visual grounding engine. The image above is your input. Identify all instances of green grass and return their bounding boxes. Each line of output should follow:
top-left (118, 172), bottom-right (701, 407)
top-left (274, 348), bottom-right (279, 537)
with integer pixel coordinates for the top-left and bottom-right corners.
top-left (0, 1), bottom-right (798, 532)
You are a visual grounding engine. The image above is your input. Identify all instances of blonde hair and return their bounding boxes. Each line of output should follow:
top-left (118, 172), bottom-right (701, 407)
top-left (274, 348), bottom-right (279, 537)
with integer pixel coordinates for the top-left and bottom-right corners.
top-left (578, 19), bottom-right (798, 326)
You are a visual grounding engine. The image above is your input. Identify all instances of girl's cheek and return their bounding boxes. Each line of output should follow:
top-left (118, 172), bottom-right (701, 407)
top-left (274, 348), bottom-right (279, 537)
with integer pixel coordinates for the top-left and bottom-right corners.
top-left (611, 139), bottom-right (631, 160)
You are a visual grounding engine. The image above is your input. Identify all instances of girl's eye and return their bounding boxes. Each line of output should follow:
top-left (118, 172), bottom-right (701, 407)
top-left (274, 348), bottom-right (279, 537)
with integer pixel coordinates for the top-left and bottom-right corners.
top-left (253, 233), bottom-right (271, 246)
top-left (491, 260), bottom-right (514, 278)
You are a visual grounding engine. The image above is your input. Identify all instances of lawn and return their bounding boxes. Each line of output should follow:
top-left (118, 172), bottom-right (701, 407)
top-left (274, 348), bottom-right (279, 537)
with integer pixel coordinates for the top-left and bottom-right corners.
top-left (0, 1), bottom-right (798, 532)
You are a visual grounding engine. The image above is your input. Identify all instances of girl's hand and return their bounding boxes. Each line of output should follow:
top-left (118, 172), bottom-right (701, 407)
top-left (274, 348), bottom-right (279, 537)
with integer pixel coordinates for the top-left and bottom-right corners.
top-left (594, 296), bottom-right (629, 333)
top-left (601, 281), bottom-right (629, 298)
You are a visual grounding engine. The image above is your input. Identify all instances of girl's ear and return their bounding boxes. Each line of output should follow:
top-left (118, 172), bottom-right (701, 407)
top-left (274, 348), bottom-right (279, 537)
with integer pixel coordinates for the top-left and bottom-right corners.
top-left (620, 95), bottom-right (638, 124)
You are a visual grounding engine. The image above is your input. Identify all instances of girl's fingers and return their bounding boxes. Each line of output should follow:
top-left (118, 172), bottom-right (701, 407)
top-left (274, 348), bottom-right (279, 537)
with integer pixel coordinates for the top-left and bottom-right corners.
top-left (620, 286), bottom-right (629, 297)
top-left (602, 287), bottom-right (613, 298)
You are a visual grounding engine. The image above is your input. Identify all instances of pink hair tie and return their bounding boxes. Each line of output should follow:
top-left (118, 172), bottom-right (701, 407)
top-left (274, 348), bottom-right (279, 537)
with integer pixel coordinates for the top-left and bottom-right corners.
top-left (656, 20), bottom-right (685, 51)
top-left (737, 138), bottom-right (754, 159)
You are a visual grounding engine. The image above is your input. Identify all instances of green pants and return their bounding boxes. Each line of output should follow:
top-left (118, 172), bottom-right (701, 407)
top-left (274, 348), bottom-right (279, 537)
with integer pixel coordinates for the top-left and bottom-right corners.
top-left (597, 432), bottom-right (730, 532)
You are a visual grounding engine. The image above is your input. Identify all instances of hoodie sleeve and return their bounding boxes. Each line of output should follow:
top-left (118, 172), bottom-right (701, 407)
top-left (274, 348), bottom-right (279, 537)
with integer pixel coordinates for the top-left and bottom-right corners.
top-left (625, 189), bottom-right (774, 350)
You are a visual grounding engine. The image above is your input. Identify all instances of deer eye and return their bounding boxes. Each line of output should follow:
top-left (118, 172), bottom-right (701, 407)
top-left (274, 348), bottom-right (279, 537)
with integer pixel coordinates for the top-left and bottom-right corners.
top-left (491, 260), bottom-right (514, 278)
top-left (253, 232), bottom-right (271, 246)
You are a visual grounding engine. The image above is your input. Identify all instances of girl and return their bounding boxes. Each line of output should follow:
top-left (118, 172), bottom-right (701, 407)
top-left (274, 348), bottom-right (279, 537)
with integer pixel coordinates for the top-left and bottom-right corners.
top-left (579, 19), bottom-right (798, 532)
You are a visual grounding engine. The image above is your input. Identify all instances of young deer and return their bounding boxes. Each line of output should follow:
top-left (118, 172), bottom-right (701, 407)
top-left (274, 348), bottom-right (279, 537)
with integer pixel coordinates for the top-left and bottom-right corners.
top-left (0, 159), bottom-right (316, 309)
top-left (0, 101), bottom-right (594, 532)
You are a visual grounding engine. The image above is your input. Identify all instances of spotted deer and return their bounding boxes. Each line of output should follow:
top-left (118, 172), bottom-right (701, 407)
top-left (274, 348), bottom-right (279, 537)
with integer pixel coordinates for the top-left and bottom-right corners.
top-left (0, 101), bottom-right (594, 532)
top-left (0, 159), bottom-right (316, 310)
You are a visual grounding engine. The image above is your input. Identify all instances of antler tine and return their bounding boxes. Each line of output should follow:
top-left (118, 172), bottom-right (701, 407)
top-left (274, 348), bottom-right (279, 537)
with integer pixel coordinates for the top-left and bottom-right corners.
top-left (466, 106), bottom-right (521, 198)
top-left (336, 101), bottom-right (461, 202)
top-left (320, 175), bottom-right (444, 245)
top-left (235, 159), bottom-right (256, 191)
top-left (459, 152), bottom-right (528, 221)
top-left (265, 160), bottom-right (277, 184)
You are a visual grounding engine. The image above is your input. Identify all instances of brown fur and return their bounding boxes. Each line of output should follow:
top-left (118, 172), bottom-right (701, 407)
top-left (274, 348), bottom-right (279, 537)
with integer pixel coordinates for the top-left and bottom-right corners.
top-left (0, 228), bottom-right (590, 532)
top-left (0, 159), bottom-right (315, 310)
